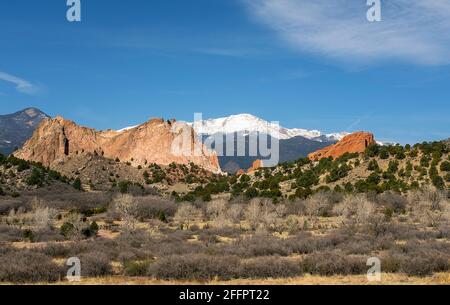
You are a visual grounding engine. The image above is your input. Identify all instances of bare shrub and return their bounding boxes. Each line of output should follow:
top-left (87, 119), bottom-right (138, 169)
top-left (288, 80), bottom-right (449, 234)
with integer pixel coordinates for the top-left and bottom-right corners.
top-left (288, 230), bottom-right (353, 255)
top-left (260, 202), bottom-right (280, 231)
top-left (30, 197), bottom-right (57, 230)
top-left (0, 250), bottom-right (63, 283)
top-left (366, 214), bottom-right (391, 237)
top-left (383, 250), bottom-right (450, 277)
top-left (304, 193), bottom-right (330, 228)
top-left (377, 192), bottom-right (407, 213)
top-left (26, 190), bottom-right (112, 212)
top-left (174, 203), bottom-right (204, 230)
top-left (113, 194), bottom-right (138, 232)
top-left (206, 199), bottom-right (227, 220)
top-left (227, 204), bottom-right (243, 222)
top-left (220, 234), bottom-right (291, 258)
top-left (2, 198), bottom-right (57, 232)
top-left (134, 196), bottom-right (176, 220)
top-left (153, 239), bottom-right (206, 256)
top-left (408, 188), bottom-right (450, 227)
top-left (41, 242), bottom-right (73, 258)
top-left (381, 254), bottom-right (403, 273)
top-left (283, 232), bottom-right (317, 254)
top-left (244, 199), bottom-right (279, 231)
top-left (305, 192), bottom-right (335, 219)
top-left (60, 213), bottom-right (87, 240)
top-left (334, 194), bottom-right (375, 230)
top-left (197, 231), bottom-right (219, 245)
top-left (275, 204), bottom-right (287, 218)
top-left (0, 198), bottom-right (26, 215)
top-left (284, 199), bottom-right (306, 216)
top-left (206, 199), bottom-right (231, 228)
top-left (407, 187), bottom-right (450, 227)
top-left (244, 199), bottom-right (263, 231)
top-left (339, 238), bottom-right (375, 255)
top-left (283, 215), bottom-right (302, 234)
top-left (373, 234), bottom-right (395, 250)
top-left (123, 259), bottom-right (154, 276)
top-left (146, 254), bottom-right (240, 281)
top-left (31, 229), bottom-right (64, 242)
top-left (0, 224), bottom-right (23, 242)
top-left (300, 251), bottom-right (367, 276)
top-left (78, 251), bottom-right (114, 277)
top-left (238, 256), bottom-right (301, 278)
top-left (205, 226), bottom-right (242, 239)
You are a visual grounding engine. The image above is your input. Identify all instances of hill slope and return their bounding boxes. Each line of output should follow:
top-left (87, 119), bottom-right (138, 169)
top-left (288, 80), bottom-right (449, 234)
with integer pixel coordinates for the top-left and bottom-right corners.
top-left (0, 108), bottom-right (49, 155)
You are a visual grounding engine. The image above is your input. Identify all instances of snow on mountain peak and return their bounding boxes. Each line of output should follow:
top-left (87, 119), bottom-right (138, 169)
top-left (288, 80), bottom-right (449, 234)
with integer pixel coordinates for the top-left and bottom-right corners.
top-left (192, 114), bottom-right (347, 141)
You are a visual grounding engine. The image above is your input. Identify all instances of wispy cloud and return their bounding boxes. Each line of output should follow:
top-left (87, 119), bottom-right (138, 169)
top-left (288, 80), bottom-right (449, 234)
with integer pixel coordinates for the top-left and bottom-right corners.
top-left (193, 47), bottom-right (256, 57)
top-left (0, 71), bottom-right (39, 95)
top-left (244, 0), bottom-right (450, 65)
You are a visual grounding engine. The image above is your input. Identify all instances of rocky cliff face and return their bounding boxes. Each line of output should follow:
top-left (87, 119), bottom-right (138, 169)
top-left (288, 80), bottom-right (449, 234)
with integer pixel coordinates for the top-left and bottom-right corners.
top-left (14, 116), bottom-right (221, 173)
top-left (308, 132), bottom-right (376, 161)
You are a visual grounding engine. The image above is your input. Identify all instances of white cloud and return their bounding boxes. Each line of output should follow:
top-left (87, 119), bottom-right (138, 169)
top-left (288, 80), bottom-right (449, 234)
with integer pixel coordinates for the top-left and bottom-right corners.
top-left (0, 71), bottom-right (38, 94)
top-left (245, 0), bottom-right (450, 65)
top-left (193, 47), bottom-right (255, 57)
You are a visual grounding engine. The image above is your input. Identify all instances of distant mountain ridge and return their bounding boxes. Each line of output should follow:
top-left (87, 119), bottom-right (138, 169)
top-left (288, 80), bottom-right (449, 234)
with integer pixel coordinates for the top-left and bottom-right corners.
top-left (0, 109), bottom-right (342, 173)
top-left (190, 113), bottom-right (349, 142)
top-left (0, 107), bottom-right (49, 155)
top-left (190, 114), bottom-right (344, 173)
top-left (0, 109), bottom-right (390, 174)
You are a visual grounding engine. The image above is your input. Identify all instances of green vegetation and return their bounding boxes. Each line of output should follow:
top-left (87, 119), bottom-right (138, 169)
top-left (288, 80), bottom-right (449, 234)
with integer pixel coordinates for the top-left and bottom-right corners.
top-left (72, 178), bottom-right (82, 191)
top-left (117, 180), bottom-right (144, 194)
top-left (441, 161), bottom-right (450, 172)
top-left (368, 160), bottom-right (380, 172)
top-left (296, 170), bottom-right (319, 188)
top-left (168, 141), bottom-right (449, 202)
top-left (325, 163), bottom-right (352, 183)
top-left (27, 168), bottom-right (45, 187)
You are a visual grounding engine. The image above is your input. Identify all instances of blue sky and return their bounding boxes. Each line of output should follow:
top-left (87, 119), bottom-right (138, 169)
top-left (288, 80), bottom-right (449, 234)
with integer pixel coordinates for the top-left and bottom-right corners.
top-left (0, 0), bottom-right (449, 144)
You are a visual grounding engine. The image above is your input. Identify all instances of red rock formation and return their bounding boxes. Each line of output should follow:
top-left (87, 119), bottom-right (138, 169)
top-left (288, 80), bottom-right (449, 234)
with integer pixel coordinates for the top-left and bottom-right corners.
top-left (247, 159), bottom-right (264, 174)
top-left (15, 116), bottom-right (221, 173)
top-left (308, 132), bottom-right (376, 161)
top-left (236, 169), bottom-right (246, 176)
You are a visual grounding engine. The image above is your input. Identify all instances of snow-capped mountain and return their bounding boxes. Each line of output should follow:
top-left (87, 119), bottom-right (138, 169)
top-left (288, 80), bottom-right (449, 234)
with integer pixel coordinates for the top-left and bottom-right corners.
top-left (190, 113), bottom-right (349, 142)
top-left (115, 114), bottom-right (349, 173)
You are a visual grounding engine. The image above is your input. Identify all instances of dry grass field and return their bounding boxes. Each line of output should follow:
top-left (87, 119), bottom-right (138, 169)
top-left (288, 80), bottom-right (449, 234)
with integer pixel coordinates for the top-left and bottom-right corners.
top-left (1, 187), bottom-right (450, 285)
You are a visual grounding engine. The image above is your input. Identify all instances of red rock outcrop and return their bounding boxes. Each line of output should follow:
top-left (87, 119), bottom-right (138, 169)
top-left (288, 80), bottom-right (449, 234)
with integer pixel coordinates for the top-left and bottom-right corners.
top-left (15, 116), bottom-right (221, 173)
top-left (235, 160), bottom-right (265, 176)
top-left (236, 169), bottom-right (246, 176)
top-left (308, 132), bottom-right (376, 161)
top-left (247, 159), bottom-right (264, 174)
